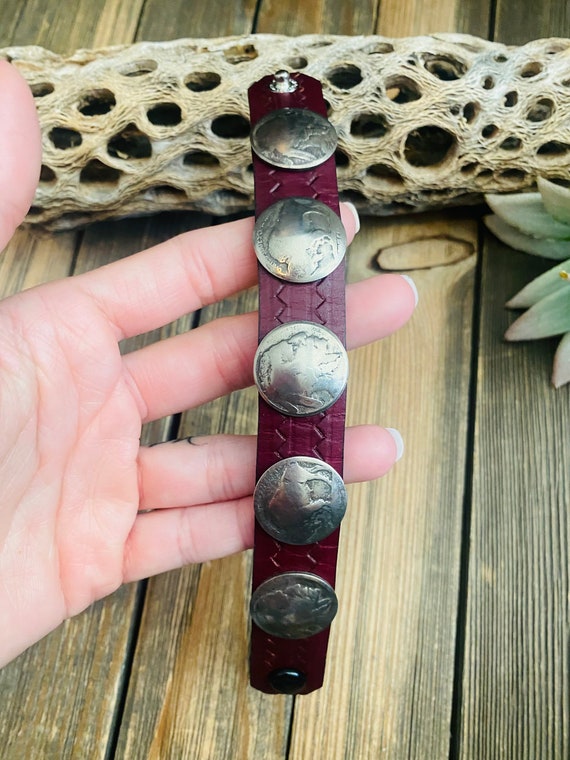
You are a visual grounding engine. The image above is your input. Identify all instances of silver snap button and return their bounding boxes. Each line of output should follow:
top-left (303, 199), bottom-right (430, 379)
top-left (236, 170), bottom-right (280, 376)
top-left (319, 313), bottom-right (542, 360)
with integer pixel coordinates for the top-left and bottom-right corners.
top-left (269, 70), bottom-right (298, 94)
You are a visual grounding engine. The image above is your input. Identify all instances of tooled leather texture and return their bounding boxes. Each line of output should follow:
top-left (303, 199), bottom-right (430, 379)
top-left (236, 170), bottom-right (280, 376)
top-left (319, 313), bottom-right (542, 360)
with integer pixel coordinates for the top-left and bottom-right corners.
top-left (248, 73), bottom-right (346, 694)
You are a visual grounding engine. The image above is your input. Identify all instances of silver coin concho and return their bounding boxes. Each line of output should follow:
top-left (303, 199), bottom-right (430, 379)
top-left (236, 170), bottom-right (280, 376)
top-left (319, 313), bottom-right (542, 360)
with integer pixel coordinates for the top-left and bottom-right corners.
top-left (251, 107), bottom-right (337, 170)
top-left (250, 572), bottom-right (338, 639)
top-left (254, 321), bottom-right (348, 417)
top-left (254, 197), bottom-right (347, 283)
top-left (254, 456), bottom-right (347, 544)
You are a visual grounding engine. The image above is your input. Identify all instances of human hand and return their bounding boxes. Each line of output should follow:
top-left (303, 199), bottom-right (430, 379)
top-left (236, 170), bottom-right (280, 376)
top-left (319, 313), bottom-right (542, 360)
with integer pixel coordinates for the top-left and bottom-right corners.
top-left (0, 61), bottom-right (417, 666)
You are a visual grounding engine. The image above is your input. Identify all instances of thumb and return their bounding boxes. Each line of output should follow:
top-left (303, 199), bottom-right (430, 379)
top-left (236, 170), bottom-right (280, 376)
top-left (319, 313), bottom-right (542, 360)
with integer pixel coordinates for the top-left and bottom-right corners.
top-left (0, 59), bottom-right (42, 252)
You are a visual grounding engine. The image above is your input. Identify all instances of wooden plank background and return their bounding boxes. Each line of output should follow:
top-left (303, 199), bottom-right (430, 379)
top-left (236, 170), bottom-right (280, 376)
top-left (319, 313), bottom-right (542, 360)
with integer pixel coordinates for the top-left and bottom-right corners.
top-left (0, 1), bottom-right (568, 758)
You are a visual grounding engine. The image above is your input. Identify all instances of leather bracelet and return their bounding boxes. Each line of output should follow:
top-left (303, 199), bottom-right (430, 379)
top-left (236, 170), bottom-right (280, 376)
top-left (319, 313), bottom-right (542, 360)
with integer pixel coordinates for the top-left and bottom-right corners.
top-left (247, 71), bottom-right (348, 695)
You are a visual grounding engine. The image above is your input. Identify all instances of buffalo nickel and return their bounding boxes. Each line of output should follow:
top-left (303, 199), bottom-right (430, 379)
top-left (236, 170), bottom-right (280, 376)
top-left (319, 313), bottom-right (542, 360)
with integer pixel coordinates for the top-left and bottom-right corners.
top-left (251, 107), bottom-right (337, 169)
top-left (254, 197), bottom-right (346, 283)
top-left (250, 572), bottom-right (338, 639)
top-left (254, 321), bottom-right (348, 416)
top-left (254, 456), bottom-right (347, 544)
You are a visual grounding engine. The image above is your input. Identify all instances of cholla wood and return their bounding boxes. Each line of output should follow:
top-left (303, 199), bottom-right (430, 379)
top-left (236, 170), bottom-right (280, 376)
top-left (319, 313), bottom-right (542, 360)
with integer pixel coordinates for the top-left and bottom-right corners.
top-left (2, 34), bottom-right (570, 229)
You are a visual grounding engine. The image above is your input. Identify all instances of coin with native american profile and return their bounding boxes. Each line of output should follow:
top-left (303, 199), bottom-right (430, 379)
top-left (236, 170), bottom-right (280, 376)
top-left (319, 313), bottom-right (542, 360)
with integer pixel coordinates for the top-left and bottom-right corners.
top-left (254, 197), bottom-right (346, 283)
top-left (250, 572), bottom-right (338, 639)
top-left (254, 455), bottom-right (347, 544)
top-left (251, 107), bottom-right (338, 169)
top-left (253, 321), bottom-right (349, 417)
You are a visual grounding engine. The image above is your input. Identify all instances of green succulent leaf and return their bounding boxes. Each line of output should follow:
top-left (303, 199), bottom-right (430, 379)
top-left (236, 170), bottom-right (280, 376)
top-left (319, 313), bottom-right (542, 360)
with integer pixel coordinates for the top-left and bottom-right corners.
top-left (505, 285), bottom-right (570, 340)
top-left (553, 332), bottom-right (570, 388)
top-left (486, 193), bottom-right (570, 240)
top-left (537, 177), bottom-right (570, 225)
top-left (484, 215), bottom-right (570, 260)
top-left (507, 258), bottom-right (570, 308)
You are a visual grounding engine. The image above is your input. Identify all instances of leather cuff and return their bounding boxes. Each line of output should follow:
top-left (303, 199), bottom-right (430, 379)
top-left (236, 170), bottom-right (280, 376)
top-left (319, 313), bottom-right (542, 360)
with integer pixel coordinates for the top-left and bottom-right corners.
top-left (248, 70), bottom-right (347, 695)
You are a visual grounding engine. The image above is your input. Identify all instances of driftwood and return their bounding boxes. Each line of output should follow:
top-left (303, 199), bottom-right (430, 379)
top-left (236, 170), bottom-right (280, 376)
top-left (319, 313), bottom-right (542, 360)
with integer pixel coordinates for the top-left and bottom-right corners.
top-left (2, 33), bottom-right (570, 230)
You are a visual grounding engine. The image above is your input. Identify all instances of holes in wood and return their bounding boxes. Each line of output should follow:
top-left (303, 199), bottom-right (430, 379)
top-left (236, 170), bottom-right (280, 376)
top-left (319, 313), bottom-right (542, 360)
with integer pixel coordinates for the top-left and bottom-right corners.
top-left (334, 149), bottom-right (349, 168)
top-left (326, 64), bottom-right (363, 89)
top-left (146, 185), bottom-right (187, 201)
top-left (119, 59), bottom-right (158, 77)
top-left (147, 102), bottom-right (182, 126)
top-left (500, 136), bottom-right (522, 151)
top-left (520, 61), bottom-right (543, 78)
top-left (211, 114), bottom-right (250, 138)
top-left (223, 44), bottom-right (258, 64)
top-left (183, 150), bottom-right (220, 167)
top-left (481, 124), bottom-right (499, 139)
top-left (39, 165), bottom-right (56, 182)
top-left (350, 113), bottom-right (389, 138)
top-left (48, 127), bottom-right (82, 150)
top-left (462, 102), bottom-right (479, 123)
top-left (78, 89), bottom-right (116, 116)
top-left (526, 98), bottom-right (554, 122)
top-left (367, 163), bottom-right (404, 186)
top-left (537, 141), bottom-right (570, 158)
top-left (385, 76), bottom-right (421, 104)
top-left (31, 82), bottom-right (54, 97)
top-left (185, 71), bottom-right (221, 92)
top-left (474, 168), bottom-right (494, 184)
top-left (423, 54), bottom-right (467, 80)
top-left (404, 126), bottom-right (456, 167)
top-left (287, 56), bottom-right (308, 70)
top-left (80, 159), bottom-right (123, 184)
top-left (364, 42), bottom-right (394, 55)
top-left (107, 123), bottom-right (152, 159)
top-left (499, 169), bottom-right (527, 182)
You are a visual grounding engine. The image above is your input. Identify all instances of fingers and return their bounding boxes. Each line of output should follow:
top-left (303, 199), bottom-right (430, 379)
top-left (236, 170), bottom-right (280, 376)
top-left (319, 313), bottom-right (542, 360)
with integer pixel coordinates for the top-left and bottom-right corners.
top-left (0, 61), bottom-right (41, 252)
top-left (124, 424), bottom-right (401, 581)
top-left (79, 204), bottom-right (359, 341)
top-left (138, 425), bottom-right (400, 510)
top-left (123, 273), bottom-right (417, 423)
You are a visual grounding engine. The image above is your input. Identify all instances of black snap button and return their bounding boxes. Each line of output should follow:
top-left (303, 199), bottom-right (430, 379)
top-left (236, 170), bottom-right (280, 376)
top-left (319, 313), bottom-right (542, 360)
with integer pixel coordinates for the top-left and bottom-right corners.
top-left (268, 668), bottom-right (307, 694)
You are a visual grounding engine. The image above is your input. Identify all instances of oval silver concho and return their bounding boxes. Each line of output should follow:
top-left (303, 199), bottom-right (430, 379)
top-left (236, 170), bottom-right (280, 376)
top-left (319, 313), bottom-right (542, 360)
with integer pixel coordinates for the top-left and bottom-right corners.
top-left (251, 108), bottom-right (337, 170)
top-left (254, 197), bottom-right (347, 283)
top-left (253, 321), bottom-right (348, 417)
top-left (254, 456), bottom-right (347, 544)
top-left (250, 572), bottom-right (338, 639)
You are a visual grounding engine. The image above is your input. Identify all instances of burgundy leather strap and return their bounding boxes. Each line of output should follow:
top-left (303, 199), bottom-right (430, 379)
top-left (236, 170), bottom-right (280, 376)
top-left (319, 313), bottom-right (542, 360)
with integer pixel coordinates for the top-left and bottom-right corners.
top-left (248, 73), bottom-right (346, 694)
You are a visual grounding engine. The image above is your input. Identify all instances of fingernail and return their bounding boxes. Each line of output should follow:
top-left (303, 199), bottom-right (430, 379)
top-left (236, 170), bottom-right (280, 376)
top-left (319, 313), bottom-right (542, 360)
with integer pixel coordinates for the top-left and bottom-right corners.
top-left (386, 428), bottom-right (405, 462)
top-left (401, 274), bottom-right (419, 307)
top-left (344, 202), bottom-right (360, 233)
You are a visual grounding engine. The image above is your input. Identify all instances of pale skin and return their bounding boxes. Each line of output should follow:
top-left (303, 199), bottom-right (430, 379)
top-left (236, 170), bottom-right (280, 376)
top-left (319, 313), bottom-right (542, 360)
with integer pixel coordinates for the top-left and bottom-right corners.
top-left (0, 61), bottom-right (417, 667)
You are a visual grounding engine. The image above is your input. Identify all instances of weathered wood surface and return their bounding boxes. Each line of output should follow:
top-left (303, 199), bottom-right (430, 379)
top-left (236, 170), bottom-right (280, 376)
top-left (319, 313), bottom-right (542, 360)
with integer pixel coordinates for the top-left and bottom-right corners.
top-left (0, 2), bottom-right (568, 760)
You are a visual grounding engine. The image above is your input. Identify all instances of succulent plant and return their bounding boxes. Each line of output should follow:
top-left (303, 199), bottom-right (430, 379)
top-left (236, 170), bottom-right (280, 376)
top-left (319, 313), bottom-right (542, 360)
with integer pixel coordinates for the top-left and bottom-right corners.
top-left (485, 177), bottom-right (570, 387)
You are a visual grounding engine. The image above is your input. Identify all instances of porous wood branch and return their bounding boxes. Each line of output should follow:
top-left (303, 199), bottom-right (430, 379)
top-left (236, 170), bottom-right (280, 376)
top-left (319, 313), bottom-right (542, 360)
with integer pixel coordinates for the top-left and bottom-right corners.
top-left (2, 34), bottom-right (570, 230)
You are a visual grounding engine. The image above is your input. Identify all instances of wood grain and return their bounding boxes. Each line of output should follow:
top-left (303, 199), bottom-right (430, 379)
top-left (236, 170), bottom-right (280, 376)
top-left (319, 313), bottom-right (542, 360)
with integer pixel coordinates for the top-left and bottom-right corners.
top-left (256, 0), bottom-right (379, 35)
top-left (0, 4), bottom-right (184, 759)
top-left (458, 240), bottom-right (570, 760)
top-left (289, 215), bottom-right (476, 760)
top-left (1, 0), bottom-right (568, 757)
top-left (376, 0), bottom-right (490, 38)
top-left (137, 0), bottom-right (258, 40)
top-left (454, 3), bottom-right (570, 758)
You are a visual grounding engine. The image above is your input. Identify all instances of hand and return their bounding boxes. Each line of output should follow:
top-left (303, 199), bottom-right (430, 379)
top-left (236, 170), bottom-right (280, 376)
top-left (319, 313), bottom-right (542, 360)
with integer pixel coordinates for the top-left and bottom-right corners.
top-left (0, 61), bottom-right (417, 667)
